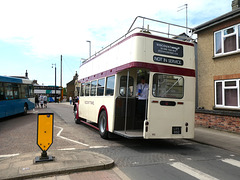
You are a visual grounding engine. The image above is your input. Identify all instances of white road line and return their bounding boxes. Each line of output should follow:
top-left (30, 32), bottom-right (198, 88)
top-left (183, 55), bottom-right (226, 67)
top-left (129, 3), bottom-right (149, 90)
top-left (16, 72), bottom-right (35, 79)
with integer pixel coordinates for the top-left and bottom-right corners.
top-left (58, 148), bottom-right (76, 151)
top-left (89, 146), bottom-right (109, 149)
top-left (54, 126), bottom-right (89, 147)
top-left (170, 162), bottom-right (219, 180)
top-left (0, 153), bottom-right (19, 158)
top-left (221, 158), bottom-right (240, 168)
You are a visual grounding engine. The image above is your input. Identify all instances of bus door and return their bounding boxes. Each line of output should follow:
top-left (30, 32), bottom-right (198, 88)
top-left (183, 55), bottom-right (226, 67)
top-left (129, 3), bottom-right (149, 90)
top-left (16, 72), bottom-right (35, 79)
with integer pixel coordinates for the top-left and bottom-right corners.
top-left (144, 72), bottom-right (185, 139)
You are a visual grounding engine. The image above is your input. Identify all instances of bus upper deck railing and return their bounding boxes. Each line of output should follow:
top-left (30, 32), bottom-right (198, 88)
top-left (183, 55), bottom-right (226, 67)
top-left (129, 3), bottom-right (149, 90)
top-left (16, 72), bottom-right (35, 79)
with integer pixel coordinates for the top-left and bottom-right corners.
top-left (82, 16), bottom-right (195, 65)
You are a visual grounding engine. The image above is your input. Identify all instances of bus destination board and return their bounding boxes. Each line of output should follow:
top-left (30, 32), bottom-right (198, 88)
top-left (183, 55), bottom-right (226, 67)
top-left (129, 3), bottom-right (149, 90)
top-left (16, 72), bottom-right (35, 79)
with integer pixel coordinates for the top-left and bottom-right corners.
top-left (153, 55), bottom-right (183, 66)
top-left (153, 41), bottom-right (183, 57)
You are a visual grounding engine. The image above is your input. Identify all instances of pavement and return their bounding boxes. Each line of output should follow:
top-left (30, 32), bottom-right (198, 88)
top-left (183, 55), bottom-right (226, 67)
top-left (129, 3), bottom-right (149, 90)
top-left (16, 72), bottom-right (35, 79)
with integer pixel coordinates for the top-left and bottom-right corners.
top-left (1, 108), bottom-right (240, 180)
top-left (0, 150), bottom-right (114, 180)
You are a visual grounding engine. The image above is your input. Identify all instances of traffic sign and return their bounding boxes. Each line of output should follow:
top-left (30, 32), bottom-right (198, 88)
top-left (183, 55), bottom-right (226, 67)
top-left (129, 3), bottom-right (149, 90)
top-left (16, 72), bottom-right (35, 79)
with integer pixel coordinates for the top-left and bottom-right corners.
top-left (37, 113), bottom-right (54, 151)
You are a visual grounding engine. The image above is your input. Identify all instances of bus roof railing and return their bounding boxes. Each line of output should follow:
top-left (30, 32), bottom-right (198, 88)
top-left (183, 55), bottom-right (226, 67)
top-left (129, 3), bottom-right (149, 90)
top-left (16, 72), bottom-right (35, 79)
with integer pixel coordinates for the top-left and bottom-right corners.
top-left (82, 16), bottom-right (195, 65)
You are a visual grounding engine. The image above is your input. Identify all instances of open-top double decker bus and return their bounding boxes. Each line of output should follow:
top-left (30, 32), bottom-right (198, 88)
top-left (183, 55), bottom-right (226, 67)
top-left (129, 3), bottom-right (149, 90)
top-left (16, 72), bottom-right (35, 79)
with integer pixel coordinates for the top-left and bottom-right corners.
top-left (74, 16), bottom-right (196, 139)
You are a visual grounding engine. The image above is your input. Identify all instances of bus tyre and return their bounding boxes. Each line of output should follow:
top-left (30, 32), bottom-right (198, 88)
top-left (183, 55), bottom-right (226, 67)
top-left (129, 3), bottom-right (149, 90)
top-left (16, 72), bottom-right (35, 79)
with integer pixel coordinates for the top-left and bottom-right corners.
top-left (98, 110), bottom-right (108, 139)
top-left (23, 104), bottom-right (28, 115)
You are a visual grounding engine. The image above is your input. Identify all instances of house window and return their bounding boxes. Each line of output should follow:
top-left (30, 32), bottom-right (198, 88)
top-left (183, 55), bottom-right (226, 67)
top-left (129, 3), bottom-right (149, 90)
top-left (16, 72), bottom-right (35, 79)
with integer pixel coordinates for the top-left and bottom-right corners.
top-left (214, 24), bottom-right (240, 56)
top-left (215, 79), bottom-right (240, 108)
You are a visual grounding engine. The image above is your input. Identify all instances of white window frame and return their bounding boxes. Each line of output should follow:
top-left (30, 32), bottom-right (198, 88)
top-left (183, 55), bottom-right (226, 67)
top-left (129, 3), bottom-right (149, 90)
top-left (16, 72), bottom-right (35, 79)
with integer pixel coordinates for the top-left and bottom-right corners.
top-left (214, 24), bottom-right (240, 57)
top-left (215, 79), bottom-right (240, 109)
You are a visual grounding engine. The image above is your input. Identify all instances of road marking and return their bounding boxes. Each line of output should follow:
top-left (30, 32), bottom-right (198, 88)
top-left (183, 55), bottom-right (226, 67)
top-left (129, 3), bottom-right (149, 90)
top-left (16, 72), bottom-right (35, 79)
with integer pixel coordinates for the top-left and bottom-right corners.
top-left (55, 126), bottom-right (89, 147)
top-left (58, 148), bottom-right (76, 151)
top-left (221, 158), bottom-right (240, 168)
top-left (170, 162), bottom-right (219, 180)
top-left (0, 153), bottom-right (19, 158)
top-left (89, 146), bottom-right (109, 149)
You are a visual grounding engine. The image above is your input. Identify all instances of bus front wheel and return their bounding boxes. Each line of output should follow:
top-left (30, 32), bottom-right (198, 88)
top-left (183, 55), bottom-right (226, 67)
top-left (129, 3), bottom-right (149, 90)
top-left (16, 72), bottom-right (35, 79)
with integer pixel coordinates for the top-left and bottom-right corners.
top-left (98, 110), bottom-right (108, 139)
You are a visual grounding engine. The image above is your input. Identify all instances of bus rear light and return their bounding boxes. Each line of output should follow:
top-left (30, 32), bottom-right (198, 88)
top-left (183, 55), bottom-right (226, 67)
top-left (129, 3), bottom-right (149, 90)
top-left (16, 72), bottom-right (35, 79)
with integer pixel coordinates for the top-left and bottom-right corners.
top-left (177, 102), bottom-right (184, 105)
top-left (151, 100), bottom-right (159, 103)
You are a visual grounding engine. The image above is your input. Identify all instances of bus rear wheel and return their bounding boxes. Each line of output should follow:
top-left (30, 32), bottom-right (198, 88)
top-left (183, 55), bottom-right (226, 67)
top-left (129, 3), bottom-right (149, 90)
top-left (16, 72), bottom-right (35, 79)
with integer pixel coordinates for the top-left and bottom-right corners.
top-left (98, 110), bottom-right (108, 139)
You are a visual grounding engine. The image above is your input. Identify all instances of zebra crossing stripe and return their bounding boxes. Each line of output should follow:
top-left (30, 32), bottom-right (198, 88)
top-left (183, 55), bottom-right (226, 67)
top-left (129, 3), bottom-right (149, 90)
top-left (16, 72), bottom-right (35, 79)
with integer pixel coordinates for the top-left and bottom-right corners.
top-left (170, 162), bottom-right (219, 180)
top-left (221, 159), bottom-right (240, 168)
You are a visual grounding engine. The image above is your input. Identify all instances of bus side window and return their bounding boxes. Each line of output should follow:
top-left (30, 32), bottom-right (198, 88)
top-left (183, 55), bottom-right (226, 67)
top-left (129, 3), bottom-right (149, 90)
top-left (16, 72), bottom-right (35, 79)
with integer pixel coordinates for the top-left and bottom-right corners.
top-left (13, 84), bottom-right (19, 99)
top-left (85, 82), bottom-right (90, 96)
top-left (80, 83), bottom-right (85, 96)
top-left (97, 78), bottom-right (105, 96)
top-left (20, 84), bottom-right (28, 98)
top-left (4, 83), bottom-right (13, 100)
top-left (28, 85), bottom-right (34, 98)
top-left (91, 81), bottom-right (97, 96)
top-left (0, 83), bottom-right (5, 100)
top-left (106, 75), bottom-right (115, 96)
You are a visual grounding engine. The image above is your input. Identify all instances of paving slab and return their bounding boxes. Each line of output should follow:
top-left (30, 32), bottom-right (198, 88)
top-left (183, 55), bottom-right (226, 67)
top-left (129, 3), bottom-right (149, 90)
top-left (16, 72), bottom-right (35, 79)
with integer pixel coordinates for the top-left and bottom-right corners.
top-left (0, 150), bottom-right (114, 180)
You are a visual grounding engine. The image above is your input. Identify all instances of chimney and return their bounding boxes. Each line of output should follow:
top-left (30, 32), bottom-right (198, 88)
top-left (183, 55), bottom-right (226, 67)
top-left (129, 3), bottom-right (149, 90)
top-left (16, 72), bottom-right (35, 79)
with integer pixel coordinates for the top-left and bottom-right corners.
top-left (232, 0), bottom-right (240, 10)
top-left (25, 70), bottom-right (28, 79)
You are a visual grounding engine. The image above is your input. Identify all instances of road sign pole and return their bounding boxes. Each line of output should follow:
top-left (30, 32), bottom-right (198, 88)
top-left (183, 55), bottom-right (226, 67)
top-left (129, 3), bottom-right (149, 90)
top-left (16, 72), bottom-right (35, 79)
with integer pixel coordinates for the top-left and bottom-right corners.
top-left (34, 113), bottom-right (55, 163)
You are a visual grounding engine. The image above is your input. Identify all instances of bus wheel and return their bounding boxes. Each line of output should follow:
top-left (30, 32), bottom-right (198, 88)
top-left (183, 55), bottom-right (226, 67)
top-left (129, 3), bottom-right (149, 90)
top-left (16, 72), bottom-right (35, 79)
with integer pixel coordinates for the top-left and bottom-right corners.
top-left (74, 106), bottom-right (80, 124)
top-left (23, 104), bottom-right (28, 115)
top-left (98, 111), bottom-right (108, 139)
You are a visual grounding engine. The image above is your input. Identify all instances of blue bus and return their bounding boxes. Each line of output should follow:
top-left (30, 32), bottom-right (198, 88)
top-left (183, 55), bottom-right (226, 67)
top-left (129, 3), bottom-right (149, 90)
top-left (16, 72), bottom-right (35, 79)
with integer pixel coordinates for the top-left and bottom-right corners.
top-left (0, 76), bottom-right (35, 118)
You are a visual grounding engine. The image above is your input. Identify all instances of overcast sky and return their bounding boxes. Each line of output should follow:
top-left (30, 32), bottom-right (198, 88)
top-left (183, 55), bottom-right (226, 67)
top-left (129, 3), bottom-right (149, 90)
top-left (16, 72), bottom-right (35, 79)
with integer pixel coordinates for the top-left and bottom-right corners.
top-left (0, 0), bottom-right (233, 86)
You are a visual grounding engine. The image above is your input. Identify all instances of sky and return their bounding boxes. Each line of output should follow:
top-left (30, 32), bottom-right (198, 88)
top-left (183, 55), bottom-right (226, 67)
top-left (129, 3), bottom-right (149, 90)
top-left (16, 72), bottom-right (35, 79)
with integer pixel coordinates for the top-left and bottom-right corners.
top-left (0, 0), bottom-right (233, 87)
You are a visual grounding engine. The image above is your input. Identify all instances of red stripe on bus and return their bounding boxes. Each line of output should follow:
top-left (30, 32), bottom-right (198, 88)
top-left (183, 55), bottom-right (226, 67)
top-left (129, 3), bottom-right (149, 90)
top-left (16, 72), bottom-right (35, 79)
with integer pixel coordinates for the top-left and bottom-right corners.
top-left (79, 62), bottom-right (195, 83)
top-left (132, 33), bottom-right (194, 47)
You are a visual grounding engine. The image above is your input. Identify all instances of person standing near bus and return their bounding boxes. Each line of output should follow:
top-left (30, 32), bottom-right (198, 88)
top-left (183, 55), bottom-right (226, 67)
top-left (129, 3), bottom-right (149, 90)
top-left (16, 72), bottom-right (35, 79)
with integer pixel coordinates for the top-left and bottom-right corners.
top-left (35, 95), bottom-right (39, 108)
top-left (39, 95), bottom-right (44, 108)
top-left (43, 95), bottom-right (47, 108)
top-left (136, 76), bottom-right (149, 122)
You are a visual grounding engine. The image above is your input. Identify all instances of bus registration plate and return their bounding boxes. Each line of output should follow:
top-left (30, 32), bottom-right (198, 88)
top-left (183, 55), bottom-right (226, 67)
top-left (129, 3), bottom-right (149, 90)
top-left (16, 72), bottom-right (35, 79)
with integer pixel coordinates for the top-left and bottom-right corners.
top-left (172, 127), bottom-right (181, 134)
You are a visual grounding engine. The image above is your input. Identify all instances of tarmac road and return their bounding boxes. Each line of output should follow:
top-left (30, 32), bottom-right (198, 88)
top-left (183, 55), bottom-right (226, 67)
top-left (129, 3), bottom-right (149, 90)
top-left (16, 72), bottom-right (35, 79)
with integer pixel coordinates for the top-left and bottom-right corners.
top-left (1, 103), bottom-right (240, 180)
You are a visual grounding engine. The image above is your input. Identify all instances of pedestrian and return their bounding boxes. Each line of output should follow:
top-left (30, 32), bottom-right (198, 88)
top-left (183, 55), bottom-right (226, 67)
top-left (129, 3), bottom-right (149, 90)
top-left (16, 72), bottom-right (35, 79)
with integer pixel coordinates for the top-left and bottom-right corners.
top-left (69, 96), bottom-right (72, 105)
top-left (43, 95), bottom-right (47, 108)
top-left (136, 76), bottom-right (149, 121)
top-left (35, 95), bottom-right (39, 108)
top-left (39, 95), bottom-right (44, 108)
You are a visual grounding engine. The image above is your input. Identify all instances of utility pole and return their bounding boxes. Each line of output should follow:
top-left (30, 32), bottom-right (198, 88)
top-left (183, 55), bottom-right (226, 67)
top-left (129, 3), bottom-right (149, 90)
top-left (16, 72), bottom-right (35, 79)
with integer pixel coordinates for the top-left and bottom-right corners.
top-left (178, 4), bottom-right (188, 34)
top-left (60, 55), bottom-right (63, 101)
top-left (60, 55), bottom-right (62, 88)
top-left (52, 64), bottom-right (57, 103)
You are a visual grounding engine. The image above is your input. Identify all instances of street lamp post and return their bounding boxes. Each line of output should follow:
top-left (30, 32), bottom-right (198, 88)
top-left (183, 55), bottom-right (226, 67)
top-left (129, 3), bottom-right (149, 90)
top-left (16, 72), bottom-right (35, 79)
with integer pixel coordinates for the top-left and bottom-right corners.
top-left (86, 40), bottom-right (91, 58)
top-left (52, 63), bottom-right (57, 103)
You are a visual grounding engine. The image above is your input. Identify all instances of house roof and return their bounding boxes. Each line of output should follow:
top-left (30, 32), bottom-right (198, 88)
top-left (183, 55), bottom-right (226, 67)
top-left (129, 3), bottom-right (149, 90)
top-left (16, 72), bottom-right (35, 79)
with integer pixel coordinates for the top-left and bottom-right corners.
top-left (194, 8), bottom-right (240, 33)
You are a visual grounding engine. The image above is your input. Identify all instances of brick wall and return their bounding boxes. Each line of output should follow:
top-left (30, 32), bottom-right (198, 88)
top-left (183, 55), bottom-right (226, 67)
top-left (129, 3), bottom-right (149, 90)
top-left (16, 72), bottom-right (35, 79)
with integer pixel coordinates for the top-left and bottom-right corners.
top-left (195, 110), bottom-right (240, 133)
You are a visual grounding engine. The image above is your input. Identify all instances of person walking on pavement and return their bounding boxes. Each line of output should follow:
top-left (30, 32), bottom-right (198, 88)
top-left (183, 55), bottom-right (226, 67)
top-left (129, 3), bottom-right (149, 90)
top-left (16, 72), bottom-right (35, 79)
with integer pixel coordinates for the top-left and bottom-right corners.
top-left (43, 95), bottom-right (47, 108)
top-left (39, 95), bottom-right (44, 108)
top-left (69, 96), bottom-right (72, 105)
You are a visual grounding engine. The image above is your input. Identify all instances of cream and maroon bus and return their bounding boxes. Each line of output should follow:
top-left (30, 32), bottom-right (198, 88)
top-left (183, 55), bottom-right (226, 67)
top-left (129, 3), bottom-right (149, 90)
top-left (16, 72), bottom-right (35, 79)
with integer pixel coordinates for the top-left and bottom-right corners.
top-left (74, 16), bottom-right (196, 139)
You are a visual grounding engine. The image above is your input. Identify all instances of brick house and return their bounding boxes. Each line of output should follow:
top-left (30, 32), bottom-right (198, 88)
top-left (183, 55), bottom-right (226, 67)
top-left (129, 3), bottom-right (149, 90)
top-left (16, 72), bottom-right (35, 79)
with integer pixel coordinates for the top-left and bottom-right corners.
top-left (66, 71), bottom-right (78, 101)
top-left (194, 1), bottom-right (240, 133)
